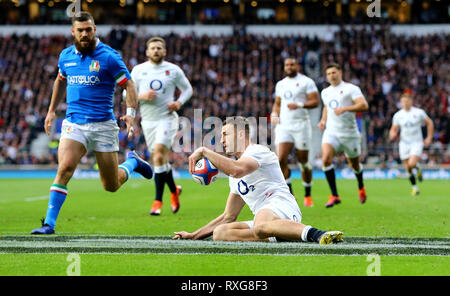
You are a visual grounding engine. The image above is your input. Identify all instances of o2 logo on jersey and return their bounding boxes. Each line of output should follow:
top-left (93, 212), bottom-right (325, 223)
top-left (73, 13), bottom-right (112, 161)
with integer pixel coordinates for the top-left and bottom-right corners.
top-left (237, 180), bottom-right (255, 195)
top-left (328, 99), bottom-right (339, 110)
top-left (149, 79), bottom-right (163, 91)
top-left (283, 90), bottom-right (293, 100)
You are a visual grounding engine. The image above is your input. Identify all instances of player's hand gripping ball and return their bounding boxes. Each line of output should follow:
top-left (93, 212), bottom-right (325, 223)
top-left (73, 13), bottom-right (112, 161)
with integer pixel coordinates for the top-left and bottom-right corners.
top-left (192, 158), bottom-right (218, 185)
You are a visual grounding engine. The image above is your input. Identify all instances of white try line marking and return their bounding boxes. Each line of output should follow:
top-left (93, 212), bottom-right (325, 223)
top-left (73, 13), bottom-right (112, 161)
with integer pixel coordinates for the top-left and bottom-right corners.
top-left (0, 195), bottom-right (48, 203)
top-left (24, 196), bottom-right (48, 202)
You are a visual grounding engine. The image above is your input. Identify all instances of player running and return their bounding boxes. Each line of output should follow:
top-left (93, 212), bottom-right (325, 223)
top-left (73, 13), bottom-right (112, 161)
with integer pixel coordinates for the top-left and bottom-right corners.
top-left (389, 92), bottom-right (434, 196)
top-left (271, 58), bottom-right (320, 207)
top-left (318, 63), bottom-right (369, 208)
top-left (173, 117), bottom-right (343, 244)
top-left (31, 12), bottom-right (153, 235)
top-left (130, 37), bottom-right (193, 215)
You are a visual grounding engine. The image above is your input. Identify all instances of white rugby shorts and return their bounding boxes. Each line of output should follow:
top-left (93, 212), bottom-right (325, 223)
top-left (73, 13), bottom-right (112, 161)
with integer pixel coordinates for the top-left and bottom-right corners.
top-left (243, 195), bottom-right (302, 230)
top-left (275, 121), bottom-right (312, 150)
top-left (60, 119), bottom-right (119, 152)
top-left (399, 141), bottom-right (423, 160)
top-left (140, 113), bottom-right (179, 150)
top-left (322, 129), bottom-right (361, 158)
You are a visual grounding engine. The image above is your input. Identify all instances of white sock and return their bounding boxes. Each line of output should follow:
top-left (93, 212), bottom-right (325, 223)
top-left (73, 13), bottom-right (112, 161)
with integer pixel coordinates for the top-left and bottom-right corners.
top-left (301, 225), bottom-right (312, 242)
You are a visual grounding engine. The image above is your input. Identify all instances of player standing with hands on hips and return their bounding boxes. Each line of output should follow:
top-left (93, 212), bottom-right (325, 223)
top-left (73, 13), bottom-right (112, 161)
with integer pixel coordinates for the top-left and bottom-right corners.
top-left (318, 63), bottom-right (369, 208)
top-left (129, 37), bottom-right (193, 215)
top-left (389, 92), bottom-right (434, 196)
top-left (31, 12), bottom-right (153, 235)
top-left (173, 117), bottom-right (343, 244)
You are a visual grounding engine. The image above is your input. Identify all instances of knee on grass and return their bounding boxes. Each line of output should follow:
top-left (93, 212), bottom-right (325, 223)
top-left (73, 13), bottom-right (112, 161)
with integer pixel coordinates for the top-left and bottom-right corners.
top-left (254, 223), bottom-right (271, 240)
top-left (213, 224), bottom-right (231, 241)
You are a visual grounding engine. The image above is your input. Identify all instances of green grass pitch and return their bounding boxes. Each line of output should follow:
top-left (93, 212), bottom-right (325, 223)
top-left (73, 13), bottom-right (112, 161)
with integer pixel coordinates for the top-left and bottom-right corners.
top-left (0, 178), bottom-right (449, 276)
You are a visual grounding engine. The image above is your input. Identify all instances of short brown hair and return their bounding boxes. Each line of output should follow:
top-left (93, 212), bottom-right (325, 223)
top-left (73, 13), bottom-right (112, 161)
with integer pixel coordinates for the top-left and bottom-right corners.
top-left (71, 11), bottom-right (95, 25)
top-left (400, 93), bottom-right (413, 100)
top-left (146, 37), bottom-right (166, 49)
top-left (325, 63), bottom-right (341, 71)
top-left (223, 116), bottom-right (250, 139)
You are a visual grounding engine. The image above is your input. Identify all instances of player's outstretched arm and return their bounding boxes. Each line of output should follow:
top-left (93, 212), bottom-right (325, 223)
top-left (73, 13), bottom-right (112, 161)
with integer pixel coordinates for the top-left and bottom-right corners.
top-left (119, 79), bottom-right (138, 138)
top-left (44, 76), bottom-right (67, 135)
top-left (189, 147), bottom-right (259, 179)
top-left (318, 106), bottom-right (327, 131)
top-left (389, 124), bottom-right (399, 141)
top-left (271, 97), bottom-right (281, 124)
top-left (168, 72), bottom-right (193, 112)
top-left (172, 193), bottom-right (245, 240)
top-left (424, 117), bottom-right (434, 147)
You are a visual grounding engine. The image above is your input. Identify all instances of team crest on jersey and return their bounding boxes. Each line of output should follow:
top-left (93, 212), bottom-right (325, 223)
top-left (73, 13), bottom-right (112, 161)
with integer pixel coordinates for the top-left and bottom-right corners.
top-left (340, 90), bottom-right (343, 94)
top-left (165, 70), bottom-right (170, 76)
top-left (284, 90), bottom-right (293, 99)
top-left (328, 99), bottom-right (339, 109)
top-left (62, 125), bottom-right (72, 135)
top-left (89, 60), bottom-right (100, 72)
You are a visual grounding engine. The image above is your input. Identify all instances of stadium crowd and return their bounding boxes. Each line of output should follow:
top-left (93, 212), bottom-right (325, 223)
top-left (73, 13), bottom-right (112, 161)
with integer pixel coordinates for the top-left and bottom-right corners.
top-left (0, 26), bottom-right (448, 168)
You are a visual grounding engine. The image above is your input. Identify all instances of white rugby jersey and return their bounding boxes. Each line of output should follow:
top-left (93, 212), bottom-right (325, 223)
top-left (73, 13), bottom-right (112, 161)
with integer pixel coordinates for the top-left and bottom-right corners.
top-left (275, 73), bottom-right (318, 126)
top-left (392, 107), bottom-right (429, 143)
top-left (228, 144), bottom-right (296, 215)
top-left (321, 81), bottom-right (364, 137)
top-left (131, 61), bottom-right (193, 119)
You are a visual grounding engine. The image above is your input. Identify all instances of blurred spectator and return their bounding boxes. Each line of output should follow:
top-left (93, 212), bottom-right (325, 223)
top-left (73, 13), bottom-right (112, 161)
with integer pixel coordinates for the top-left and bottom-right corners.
top-left (0, 27), bottom-right (448, 168)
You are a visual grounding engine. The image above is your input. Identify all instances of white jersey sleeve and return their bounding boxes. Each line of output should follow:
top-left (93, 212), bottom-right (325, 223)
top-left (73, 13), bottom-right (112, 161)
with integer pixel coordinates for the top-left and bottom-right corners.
top-left (174, 66), bottom-right (193, 104)
top-left (392, 111), bottom-right (400, 126)
top-left (241, 144), bottom-right (272, 167)
top-left (229, 178), bottom-right (240, 195)
top-left (418, 108), bottom-right (429, 121)
top-left (275, 81), bottom-right (281, 98)
top-left (350, 84), bottom-right (364, 101)
top-left (305, 77), bottom-right (319, 95)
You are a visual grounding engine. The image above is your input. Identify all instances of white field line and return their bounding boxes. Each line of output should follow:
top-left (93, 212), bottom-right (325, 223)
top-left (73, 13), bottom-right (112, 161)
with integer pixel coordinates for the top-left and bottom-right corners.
top-left (0, 195), bottom-right (48, 203)
top-left (24, 196), bottom-right (48, 202)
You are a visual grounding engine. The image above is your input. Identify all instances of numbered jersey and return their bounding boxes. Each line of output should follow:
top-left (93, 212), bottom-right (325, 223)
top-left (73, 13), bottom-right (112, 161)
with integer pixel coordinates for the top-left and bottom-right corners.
top-left (392, 107), bottom-right (429, 143)
top-left (131, 61), bottom-right (192, 120)
top-left (228, 144), bottom-right (295, 215)
top-left (321, 81), bottom-right (364, 137)
top-left (275, 73), bottom-right (318, 126)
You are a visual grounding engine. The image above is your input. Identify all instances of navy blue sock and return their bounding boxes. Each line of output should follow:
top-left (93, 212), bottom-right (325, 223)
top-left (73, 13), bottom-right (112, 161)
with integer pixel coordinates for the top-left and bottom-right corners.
top-left (304, 183), bottom-right (312, 197)
top-left (355, 171), bottom-right (364, 189)
top-left (165, 168), bottom-right (177, 193)
top-left (303, 226), bottom-right (326, 243)
top-left (324, 166), bottom-right (338, 196)
top-left (409, 173), bottom-right (416, 186)
top-left (154, 172), bottom-right (166, 202)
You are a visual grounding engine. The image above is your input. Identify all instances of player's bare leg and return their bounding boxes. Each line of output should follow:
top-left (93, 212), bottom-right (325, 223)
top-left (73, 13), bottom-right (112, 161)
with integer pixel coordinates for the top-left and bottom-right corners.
top-left (408, 154), bottom-right (422, 180)
top-left (348, 156), bottom-right (366, 203)
top-left (213, 222), bottom-right (264, 242)
top-left (404, 156), bottom-right (420, 195)
top-left (322, 143), bottom-right (341, 207)
top-left (95, 151), bottom-right (126, 192)
top-left (295, 149), bottom-right (313, 207)
top-left (253, 209), bottom-right (343, 244)
top-left (31, 139), bottom-right (86, 234)
top-left (277, 142), bottom-right (295, 194)
top-left (54, 139), bottom-right (87, 186)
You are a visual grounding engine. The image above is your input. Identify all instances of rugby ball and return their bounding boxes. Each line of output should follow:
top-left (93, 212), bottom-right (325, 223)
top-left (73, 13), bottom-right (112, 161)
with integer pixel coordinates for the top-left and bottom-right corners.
top-left (192, 157), bottom-right (218, 185)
